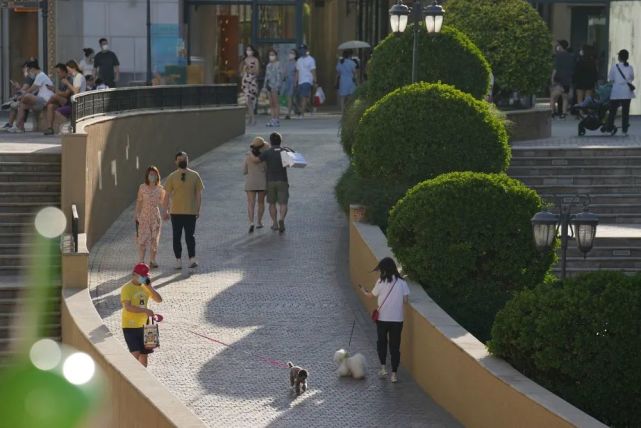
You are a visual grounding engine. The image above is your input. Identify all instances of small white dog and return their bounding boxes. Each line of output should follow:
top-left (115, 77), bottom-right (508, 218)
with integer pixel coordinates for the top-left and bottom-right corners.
top-left (334, 349), bottom-right (367, 379)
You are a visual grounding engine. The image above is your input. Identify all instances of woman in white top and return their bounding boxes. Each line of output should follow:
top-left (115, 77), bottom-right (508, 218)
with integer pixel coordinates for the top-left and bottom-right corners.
top-left (606, 49), bottom-right (635, 136)
top-left (78, 48), bottom-right (94, 78)
top-left (361, 257), bottom-right (410, 383)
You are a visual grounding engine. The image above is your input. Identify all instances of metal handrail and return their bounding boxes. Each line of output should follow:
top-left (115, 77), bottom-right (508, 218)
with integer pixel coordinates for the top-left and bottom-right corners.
top-left (70, 84), bottom-right (238, 132)
top-left (71, 204), bottom-right (79, 253)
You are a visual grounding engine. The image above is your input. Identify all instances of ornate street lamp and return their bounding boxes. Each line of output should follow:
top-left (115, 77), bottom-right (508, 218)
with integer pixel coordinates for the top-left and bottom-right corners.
top-left (531, 196), bottom-right (599, 280)
top-left (389, 1), bottom-right (445, 83)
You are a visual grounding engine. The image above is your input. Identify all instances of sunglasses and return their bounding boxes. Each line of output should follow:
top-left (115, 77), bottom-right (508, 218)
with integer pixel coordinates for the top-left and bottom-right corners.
top-left (181, 172), bottom-right (186, 182)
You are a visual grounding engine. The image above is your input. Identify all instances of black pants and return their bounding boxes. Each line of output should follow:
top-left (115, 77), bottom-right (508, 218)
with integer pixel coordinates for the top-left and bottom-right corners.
top-left (170, 214), bottom-right (197, 259)
top-left (376, 321), bottom-right (403, 372)
top-left (607, 99), bottom-right (631, 133)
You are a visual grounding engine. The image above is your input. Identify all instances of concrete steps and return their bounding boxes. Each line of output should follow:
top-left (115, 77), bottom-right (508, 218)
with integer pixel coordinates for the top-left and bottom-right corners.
top-left (510, 146), bottom-right (641, 275)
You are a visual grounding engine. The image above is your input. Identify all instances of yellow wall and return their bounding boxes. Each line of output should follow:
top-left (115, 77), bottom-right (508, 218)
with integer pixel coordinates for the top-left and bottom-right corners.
top-left (348, 206), bottom-right (606, 428)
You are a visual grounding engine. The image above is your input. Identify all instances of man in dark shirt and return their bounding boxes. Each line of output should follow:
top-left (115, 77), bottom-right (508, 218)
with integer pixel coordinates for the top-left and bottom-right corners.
top-left (93, 37), bottom-right (120, 87)
top-left (251, 132), bottom-right (290, 233)
top-left (551, 40), bottom-right (576, 117)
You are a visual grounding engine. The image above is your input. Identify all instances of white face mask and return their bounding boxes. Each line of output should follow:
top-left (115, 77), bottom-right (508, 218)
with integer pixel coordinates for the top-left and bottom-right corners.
top-left (246, 50), bottom-right (253, 57)
top-left (269, 55), bottom-right (276, 61)
top-left (101, 44), bottom-right (109, 51)
top-left (289, 53), bottom-right (296, 60)
top-left (148, 174), bottom-right (158, 184)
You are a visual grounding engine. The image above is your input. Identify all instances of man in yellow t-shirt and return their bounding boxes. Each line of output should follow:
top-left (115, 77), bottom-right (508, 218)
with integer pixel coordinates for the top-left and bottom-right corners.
top-left (163, 151), bottom-right (205, 270)
top-left (121, 263), bottom-right (162, 367)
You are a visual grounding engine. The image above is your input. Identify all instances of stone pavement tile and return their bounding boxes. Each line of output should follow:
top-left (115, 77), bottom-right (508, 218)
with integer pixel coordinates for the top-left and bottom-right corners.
top-left (89, 115), bottom-right (461, 427)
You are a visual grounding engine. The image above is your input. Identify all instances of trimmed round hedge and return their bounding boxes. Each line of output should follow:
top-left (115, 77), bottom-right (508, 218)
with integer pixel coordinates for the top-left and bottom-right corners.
top-left (446, 0), bottom-right (553, 96)
top-left (368, 25), bottom-right (491, 101)
top-left (387, 172), bottom-right (555, 341)
top-left (490, 271), bottom-right (641, 426)
top-left (353, 83), bottom-right (510, 184)
top-left (340, 83), bottom-right (372, 156)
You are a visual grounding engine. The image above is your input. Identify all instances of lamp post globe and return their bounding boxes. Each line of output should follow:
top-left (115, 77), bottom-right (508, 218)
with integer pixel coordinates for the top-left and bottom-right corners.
top-left (531, 211), bottom-right (558, 251)
top-left (389, 2), bottom-right (410, 33)
top-left (571, 211), bottom-right (599, 256)
top-left (424, 1), bottom-right (445, 33)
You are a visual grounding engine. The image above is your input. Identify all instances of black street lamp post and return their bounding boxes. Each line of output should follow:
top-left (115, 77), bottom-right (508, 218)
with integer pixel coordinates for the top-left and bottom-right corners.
top-left (531, 196), bottom-right (599, 280)
top-left (389, 1), bottom-right (445, 83)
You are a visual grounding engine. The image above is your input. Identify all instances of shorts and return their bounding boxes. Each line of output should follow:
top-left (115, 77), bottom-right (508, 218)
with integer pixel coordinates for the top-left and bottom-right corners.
top-left (266, 181), bottom-right (289, 204)
top-left (32, 97), bottom-right (47, 112)
top-left (123, 327), bottom-right (153, 354)
top-left (56, 104), bottom-right (72, 118)
top-left (298, 82), bottom-right (313, 98)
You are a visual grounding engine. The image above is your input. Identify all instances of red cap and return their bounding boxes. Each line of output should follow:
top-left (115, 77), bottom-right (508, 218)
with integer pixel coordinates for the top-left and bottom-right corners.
top-left (133, 263), bottom-right (150, 276)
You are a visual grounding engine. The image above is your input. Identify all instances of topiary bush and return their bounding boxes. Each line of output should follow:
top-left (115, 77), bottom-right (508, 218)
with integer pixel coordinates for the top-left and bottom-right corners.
top-left (353, 82), bottom-right (510, 184)
top-left (446, 0), bottom-right (553, 96)
top-left (489, 271), bottom-right (641, 426)
top-left (340, 83), bottom-right (372, 157)
top-left (368, 25), bottom-right (491, 101)
top-left (387, 172), bottom-right (555, 341)
top-left (335, 165), bottom-right (410, 229)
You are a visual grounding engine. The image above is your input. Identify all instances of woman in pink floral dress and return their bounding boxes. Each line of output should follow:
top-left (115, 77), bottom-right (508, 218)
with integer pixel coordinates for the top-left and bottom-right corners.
top-left (135, 166), bottom-right (166, 268)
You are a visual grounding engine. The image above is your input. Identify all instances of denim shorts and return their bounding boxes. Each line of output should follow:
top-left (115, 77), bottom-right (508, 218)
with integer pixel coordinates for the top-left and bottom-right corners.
top-left (298, 82), bottom-right (313, 98)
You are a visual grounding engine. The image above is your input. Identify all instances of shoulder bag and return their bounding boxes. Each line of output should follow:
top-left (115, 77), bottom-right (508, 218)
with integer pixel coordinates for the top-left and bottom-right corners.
top-left (371, 279), bottom-right (398, 322)
top-left (616, 64), bottom-right (636, 92)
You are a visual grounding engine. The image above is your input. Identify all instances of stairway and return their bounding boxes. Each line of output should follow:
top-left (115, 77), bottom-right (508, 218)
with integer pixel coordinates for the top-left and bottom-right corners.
top-left (509, 146), bottom-right (641, 275)
top-left (0, 152), bottom-right (62, 367)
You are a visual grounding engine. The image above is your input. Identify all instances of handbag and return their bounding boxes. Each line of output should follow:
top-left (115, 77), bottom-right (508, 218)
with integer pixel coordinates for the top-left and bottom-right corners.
top-left (144, 316), bottom-right (160, 350)
top-left (616, 64), bottom-right (636, 92)
top-left (371, 279), bottom-right (398, 322)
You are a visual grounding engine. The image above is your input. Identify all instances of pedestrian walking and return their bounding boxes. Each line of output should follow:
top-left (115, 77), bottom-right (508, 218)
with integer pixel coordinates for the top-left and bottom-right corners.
top-left (136, 166), bottom-right (166, 268)
top-left (240, 45), bottom-right (260, 126)
top-left (121, 263), bottom-right (162, 367)
top-left (295, 44), bottom-right (316, 118)
top-left (336, 49), bottom-right (358, 113)
top-left (93, 38), bottom-right (120, 87)
top-left (282, 49), bottom-right (298, 120)
top-left (249, 132), bottom-right (289, 233)
top-left (360, 257), bottom-right (410, 383)
top-left (573, 45), bottom-right (599, 105)
top-left (263, 49), bottom-right (283, 127)
top-left (606, 49), bottom-right (635, 136)
top-left (162, 152), bottom-right (204, 269)
top-left (550, 40), bottom-right (575, 118)
top-left (243, 137), bottom-right (268, 233)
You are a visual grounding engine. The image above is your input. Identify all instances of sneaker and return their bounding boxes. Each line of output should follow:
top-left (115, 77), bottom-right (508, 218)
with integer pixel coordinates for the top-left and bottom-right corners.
top-left (175, 259), bottom-right (182, 270)
top-left (610, 126), bottom-right (618, 136)
top-left (43, 128), bottom-right (54, 136)
top-left (378, 367), bottom-right (388, 378)
top-left (285, 115), bottom-right (291, 120)
top-left (189, 258), bottom-right (198, 268)
top-left (1, 123), bottom-right (12, 130)
top-left (278, 219), bottom-right (285, 233)
top-left (150, 261), bottom-right (159, 269)
top-left (249, 224), bottom-right (255, 233)
top-left (266, 119), bottom-right (274, 127)
top-left (273, 120), bottom-right (280, 127)
top-left (7, 126), bottom-right (25, 133)
top-left (391, 372), bottom-right (398, 383)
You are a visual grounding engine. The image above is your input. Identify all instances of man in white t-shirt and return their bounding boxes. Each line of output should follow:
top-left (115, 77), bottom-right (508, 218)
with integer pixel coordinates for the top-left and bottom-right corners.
top-left (44, 60), bottom-right (87, 135)
top-left (9, 60), bottom-right (54, 133)
top-left (295, 44), bottom-right (316, 118)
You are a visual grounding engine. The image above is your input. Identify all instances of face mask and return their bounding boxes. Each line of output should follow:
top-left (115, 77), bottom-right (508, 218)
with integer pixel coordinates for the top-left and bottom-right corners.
top-left (137, 275), bottom-right (148, 284)
top-left (101, 44), bottom-right (109, 51)
top-left (246, 50), bottom-right (253, 57)
top-left (23, 70), bottom-right (28, 77)
top-left (178, 160), bottom-right (188, 169)
top-left (269, 55), bottom-right (276, 61)
top-left (289, 53), bottom-right (296, 60)
top-left (148, 174), bottom-right (158, 183)
top-left (579, 50), bottom-right (584, 56)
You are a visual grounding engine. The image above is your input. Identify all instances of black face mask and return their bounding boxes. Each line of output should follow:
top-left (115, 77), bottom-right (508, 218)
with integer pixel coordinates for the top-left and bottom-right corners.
top-left (178, 160), bottom-right (188, 169)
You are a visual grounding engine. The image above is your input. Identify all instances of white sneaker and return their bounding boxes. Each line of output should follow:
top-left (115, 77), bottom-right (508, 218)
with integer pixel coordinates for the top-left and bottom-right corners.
top-left (378, 366), bottom-right (388, 378)
top-left (175, 259), bottom-right (182, 270)
top-left (391, 372), bottom-right (398, 383)
top-left (7, 126), bottom-right (25, 133)
top-left (189, 258), bottom-right (198, 268)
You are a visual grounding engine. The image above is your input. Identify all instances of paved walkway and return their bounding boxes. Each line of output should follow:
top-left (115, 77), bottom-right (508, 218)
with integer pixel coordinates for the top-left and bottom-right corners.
top-left (89, 115), bottom-right (460, 427)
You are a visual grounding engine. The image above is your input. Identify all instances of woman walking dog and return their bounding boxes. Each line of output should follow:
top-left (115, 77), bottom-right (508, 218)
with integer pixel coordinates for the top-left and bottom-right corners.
top-left (361, 257), bottom-right (410, 383)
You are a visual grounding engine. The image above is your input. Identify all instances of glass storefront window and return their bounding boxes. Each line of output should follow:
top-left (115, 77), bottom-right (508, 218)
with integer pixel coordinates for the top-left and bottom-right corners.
top-left (257, 5), bottom-right (296, 40)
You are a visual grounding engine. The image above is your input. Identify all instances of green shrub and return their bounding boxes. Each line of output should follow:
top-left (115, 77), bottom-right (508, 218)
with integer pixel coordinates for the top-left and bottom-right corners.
top-left (340, 84), bottom-right (372, 156)
top-left (387, 172), bottom-right (555, 341)
top-left (353, 83), bottom-right (510, 184)
top-left (368, 25), bottom-right (491, 100)
top-left (446, 0), bottom-right (553, 96)
top-left (490, 271), bottom-right (641, 426)
top-left (335, 165), bottom-right (410, 229)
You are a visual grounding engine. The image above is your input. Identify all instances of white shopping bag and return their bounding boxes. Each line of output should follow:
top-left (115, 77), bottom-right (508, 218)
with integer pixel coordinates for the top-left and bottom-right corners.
top-left (313, 86), bottom-right (326, 106)
top-left (281, 150), bottom-right (307, 168)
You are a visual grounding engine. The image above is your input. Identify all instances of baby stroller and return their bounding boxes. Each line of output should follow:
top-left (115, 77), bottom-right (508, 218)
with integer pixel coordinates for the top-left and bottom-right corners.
top-left (570, 83), bottom-right (613, 136)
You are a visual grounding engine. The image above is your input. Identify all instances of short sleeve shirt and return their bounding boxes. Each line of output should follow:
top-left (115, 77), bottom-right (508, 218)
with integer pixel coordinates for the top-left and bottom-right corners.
top-left (164, 169), bottom-right (205, 215)
top-left (33, 72), bottom-right (54, 102)
top-left (94, 50), bottom-right (120, 84)
top-left (296, 55), bottom-right (316, 84)
top-left (121, 281), bottom-right (152, 328)
top-left (372, 278), bottom-right (410, 322)
top-left (259, 147), bottom-right (288, 182)
top-left (72, 73), bottom-right (87, 93)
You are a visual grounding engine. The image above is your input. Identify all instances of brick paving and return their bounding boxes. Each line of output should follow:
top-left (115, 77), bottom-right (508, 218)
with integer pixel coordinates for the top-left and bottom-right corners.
top-left (89, 115), bottom-right (460, 427)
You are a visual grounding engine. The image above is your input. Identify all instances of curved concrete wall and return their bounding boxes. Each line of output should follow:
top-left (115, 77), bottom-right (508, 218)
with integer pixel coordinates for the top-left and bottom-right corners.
top-left (60, 107), bottom-right (245, 426)
top-left (348, 206), bottom-right (606, 428)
